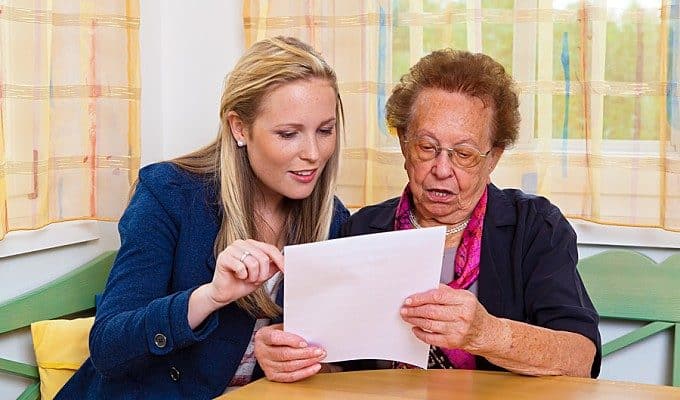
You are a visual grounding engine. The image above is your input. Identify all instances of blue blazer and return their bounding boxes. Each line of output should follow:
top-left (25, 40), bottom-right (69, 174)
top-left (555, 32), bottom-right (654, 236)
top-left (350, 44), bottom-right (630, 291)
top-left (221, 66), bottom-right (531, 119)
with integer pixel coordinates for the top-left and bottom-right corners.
top-left (56, 162), bottom-right (350, 400)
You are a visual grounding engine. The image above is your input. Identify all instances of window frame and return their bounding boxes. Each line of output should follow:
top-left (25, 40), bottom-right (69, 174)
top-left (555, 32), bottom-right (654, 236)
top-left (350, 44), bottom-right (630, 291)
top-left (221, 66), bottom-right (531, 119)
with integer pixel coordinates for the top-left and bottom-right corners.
top-left (0, 221), bottom-right (100, 259)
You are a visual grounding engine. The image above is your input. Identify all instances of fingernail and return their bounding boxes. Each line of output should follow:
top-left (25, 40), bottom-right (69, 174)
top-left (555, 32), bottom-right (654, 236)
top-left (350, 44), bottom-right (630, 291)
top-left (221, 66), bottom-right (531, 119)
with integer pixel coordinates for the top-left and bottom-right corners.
top-left (299, 341), bottom-right (307, 348)
top-left (400, 307), bottom-right (407, 315)
top-left (313, 348), bottom-right (323, 356)
top-left (404, 298), bottom-right (412, 305)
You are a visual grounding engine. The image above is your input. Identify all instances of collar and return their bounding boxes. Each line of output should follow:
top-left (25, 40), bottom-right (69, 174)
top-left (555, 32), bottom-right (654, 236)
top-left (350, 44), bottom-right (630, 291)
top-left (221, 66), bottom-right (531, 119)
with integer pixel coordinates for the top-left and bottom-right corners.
top-left (367, 197), bottom-right (402, 232)
top-left (485, 183), bottom-right (517, 227)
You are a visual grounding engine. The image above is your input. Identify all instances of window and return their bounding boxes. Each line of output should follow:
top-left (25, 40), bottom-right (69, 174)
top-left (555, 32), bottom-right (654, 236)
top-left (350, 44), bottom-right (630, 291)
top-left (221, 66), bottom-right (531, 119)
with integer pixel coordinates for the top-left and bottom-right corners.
top-left (0, 1), bottom-right (141, 242)
top-left (243, 0), bottom-right (679, 236)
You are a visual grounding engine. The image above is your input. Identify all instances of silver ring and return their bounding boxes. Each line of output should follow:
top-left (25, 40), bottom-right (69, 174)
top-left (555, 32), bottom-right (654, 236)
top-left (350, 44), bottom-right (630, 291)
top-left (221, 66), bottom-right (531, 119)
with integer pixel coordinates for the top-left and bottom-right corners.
top-left (239, 251), bottom-right (251, 263)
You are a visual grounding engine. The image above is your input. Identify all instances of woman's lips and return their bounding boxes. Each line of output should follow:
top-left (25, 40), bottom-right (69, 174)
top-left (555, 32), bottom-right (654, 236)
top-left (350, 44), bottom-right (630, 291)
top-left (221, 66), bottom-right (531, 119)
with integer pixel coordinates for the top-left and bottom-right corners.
top-left (425, 188), bottom-right (455, 202)
top-left (289, 169), bottom-right (317, 183)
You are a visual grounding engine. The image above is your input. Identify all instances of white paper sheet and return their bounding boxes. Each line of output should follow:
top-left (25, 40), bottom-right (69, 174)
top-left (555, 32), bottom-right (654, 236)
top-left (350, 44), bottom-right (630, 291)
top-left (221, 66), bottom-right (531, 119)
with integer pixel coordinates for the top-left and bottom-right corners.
top-left (283, 226), bottom-right (445, 368)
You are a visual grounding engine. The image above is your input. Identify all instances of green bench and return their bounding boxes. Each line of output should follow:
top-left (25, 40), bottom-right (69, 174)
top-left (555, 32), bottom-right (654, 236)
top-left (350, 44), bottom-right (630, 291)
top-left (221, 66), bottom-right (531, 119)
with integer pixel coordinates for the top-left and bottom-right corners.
top-left (578, 249), bottom-right (680, 386)
top-left (0, 251), bottom-right (117, 400)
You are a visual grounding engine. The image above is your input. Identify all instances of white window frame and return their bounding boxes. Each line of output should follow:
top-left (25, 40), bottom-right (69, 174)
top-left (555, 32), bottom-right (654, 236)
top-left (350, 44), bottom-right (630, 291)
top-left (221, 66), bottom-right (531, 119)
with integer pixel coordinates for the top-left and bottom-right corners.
top-left (572, 220), bottom-right (680, 249)
top-left (0, 221), bottom-right (100, 258)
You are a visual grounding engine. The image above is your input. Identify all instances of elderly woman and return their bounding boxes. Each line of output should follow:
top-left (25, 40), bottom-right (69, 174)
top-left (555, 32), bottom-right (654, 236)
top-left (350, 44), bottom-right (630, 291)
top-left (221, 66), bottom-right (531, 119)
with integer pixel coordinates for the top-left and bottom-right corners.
top-left (254, 49), bottom-right (601, 382)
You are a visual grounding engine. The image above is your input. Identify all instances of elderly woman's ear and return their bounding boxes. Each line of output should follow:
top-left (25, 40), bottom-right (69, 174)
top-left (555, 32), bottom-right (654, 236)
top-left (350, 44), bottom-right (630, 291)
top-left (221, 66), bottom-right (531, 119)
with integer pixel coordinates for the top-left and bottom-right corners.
top-left (488, 147), bottom-right (504, 172)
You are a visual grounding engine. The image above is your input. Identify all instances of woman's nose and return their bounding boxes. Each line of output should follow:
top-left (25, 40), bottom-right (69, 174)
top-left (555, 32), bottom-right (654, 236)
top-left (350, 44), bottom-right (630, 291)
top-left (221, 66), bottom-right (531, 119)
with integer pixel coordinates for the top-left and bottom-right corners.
top-left (300, 134), bottom-right (320, 162)
top-left (430, 152), bottom-right (454, 178)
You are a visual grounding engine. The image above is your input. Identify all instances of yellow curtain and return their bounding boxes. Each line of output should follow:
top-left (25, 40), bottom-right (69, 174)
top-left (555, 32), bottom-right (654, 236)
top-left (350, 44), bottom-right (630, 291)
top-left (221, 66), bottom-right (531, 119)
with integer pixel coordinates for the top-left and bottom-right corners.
top-left (243, 0), bottom-right (680, 232)
top-left (0, 0), bottom-right (141, 240)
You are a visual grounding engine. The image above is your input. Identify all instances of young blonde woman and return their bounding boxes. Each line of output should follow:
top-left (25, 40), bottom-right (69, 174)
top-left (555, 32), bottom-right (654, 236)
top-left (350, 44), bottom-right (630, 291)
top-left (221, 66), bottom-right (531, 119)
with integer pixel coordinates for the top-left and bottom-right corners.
top-left (56, 36), bottom-right (349, 399)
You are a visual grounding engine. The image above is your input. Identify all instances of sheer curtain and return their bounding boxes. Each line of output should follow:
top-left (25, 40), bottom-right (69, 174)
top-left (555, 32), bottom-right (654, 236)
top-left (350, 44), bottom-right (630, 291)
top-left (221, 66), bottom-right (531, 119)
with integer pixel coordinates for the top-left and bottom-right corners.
top-left (243, 0), bottom-right (679, 231)
top-left (0, 0), bottom-right (141, 240)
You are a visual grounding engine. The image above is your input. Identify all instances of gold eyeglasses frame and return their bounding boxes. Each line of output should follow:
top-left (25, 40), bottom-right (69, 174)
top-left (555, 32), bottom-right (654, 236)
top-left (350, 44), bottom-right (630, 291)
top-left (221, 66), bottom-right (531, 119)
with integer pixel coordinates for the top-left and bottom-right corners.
top-left (401, 136), bottom-right (493, 169)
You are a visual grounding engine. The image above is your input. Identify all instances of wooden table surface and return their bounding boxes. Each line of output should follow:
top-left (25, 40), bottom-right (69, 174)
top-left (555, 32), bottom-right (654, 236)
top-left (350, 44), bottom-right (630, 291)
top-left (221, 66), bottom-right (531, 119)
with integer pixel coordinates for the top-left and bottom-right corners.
top-left (218, 369), bottom-right (680, 400)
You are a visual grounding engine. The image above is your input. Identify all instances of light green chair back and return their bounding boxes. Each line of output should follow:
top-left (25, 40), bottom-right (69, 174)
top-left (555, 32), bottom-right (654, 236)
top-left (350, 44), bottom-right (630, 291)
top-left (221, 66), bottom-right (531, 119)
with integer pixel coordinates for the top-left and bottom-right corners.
top-left (0, 251), bottom-right (117, 400)
top-left (577, 250), bottom-right (680, 386)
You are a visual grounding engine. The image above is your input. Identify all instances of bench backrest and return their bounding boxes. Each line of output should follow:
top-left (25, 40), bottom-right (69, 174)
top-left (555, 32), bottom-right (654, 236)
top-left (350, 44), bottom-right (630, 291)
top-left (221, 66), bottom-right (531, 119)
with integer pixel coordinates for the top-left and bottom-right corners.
top-left (0, 251), bottom-right (117, 400)
top-left (577, 249), bottom-right (680, 386)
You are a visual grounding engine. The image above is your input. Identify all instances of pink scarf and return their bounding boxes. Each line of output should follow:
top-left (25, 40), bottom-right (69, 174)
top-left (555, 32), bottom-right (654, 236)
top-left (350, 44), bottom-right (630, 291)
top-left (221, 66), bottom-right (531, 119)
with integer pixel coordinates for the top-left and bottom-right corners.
top-left (394, 186), bottom-right (488, 369)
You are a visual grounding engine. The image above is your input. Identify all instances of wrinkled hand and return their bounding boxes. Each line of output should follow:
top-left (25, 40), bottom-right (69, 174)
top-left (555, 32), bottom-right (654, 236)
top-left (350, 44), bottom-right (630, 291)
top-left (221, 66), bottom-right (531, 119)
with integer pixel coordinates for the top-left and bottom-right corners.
top-left (254, 323), bottom-right (328, 382)
top-left (206, 239), bottom-right (284, 306)
top-left (400, 284), bottom-right (495, 352)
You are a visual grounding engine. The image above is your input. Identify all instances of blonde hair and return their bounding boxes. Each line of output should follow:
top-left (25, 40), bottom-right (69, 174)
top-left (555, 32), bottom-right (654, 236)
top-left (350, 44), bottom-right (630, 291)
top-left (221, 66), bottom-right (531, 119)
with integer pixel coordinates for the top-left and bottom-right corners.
top-left (172, 36), bottom-right (344, 318)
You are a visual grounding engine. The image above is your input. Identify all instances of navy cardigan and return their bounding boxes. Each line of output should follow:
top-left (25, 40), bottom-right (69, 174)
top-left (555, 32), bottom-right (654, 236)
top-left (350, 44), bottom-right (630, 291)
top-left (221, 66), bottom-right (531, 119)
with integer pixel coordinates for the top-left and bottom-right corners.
top-left (340, 183), bottom-right (602, 378)
top-left (56, 162), bottom-right (349, 399)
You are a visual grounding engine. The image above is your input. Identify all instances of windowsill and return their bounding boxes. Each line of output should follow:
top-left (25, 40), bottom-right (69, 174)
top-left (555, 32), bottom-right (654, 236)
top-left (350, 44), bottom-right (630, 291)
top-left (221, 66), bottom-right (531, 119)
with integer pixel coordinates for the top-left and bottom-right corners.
top-left (571, 219), bottom-right (680, 249)
top-left (0, 221), bottom-right (100, 258)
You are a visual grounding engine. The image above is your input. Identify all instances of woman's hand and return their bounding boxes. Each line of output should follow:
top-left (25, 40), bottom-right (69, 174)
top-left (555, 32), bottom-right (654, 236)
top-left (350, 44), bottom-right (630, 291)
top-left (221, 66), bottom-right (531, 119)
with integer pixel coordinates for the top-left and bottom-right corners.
top-left (188, 239), bottom-right (283, 329)
top-left (254, 323), bottom-right (329, 382)
top-left (401, 285), bottom-right (596, 377)
top-left (207, 239), bottom-right (284, 306)
top-left (400, 284), bottom-right (498, 353)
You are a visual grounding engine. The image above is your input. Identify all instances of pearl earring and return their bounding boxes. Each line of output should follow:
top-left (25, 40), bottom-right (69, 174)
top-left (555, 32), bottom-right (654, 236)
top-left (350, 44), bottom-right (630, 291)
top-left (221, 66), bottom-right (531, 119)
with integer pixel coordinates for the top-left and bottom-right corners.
top-left (236, 140), bottom-right (245, 147)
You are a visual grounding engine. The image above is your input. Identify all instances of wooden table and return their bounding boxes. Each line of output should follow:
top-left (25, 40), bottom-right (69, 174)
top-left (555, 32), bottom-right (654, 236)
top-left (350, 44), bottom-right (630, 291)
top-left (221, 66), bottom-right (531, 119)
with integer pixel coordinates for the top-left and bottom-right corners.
top-left (217, 369), bottom-right (680, 399)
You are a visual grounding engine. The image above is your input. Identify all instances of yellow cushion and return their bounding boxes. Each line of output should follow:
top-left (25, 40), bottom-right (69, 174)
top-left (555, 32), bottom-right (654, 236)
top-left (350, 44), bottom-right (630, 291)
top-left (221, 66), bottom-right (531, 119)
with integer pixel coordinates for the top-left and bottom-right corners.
top-left (30, 317), bottom-right (94, 400)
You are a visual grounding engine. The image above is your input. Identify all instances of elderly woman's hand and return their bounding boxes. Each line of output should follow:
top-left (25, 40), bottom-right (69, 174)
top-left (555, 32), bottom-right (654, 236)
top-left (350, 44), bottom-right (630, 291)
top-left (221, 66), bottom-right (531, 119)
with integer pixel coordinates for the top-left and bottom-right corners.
top-left (400, 284), bottom-right (499, 352)
top-left (254, 323), bottom-right (331, 382)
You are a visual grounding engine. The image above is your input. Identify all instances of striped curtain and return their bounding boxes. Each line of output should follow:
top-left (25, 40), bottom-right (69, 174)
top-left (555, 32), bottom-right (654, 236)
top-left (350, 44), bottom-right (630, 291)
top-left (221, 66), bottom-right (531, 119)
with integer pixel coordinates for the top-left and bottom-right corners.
top-left (0, 0), bottom-right (141, 240)
top-left (243, 0), bottom-right (680, 232)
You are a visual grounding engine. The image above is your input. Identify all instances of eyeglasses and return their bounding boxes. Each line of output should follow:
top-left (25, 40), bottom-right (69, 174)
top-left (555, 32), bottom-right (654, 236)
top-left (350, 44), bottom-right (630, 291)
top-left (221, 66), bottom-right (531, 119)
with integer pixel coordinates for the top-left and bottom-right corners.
top-left (402, 137), bottom-right (492, 168)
